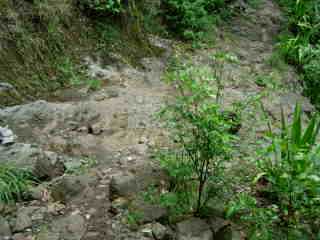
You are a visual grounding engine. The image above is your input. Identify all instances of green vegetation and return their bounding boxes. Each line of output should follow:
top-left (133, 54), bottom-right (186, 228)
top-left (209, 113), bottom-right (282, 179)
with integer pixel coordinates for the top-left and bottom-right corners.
top-left (277, 0), bottom-right (320, 107)
top-left (157, 62), bottom-right (235, 216)
top-left (0, 164), bottom-right (36, 203)
top-left (162, 0), bottom-right (229, 40)
top-left (79, 0), bottom-right (122, 14)
top-left (65, 157), bottom-right (98, 175)
top-left (227, 104), bottom-right (320, 239)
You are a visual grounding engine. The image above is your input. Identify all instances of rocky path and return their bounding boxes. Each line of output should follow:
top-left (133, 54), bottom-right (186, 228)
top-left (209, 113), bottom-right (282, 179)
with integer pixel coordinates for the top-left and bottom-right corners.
top-left (0, 1), bottom-right (314, 240)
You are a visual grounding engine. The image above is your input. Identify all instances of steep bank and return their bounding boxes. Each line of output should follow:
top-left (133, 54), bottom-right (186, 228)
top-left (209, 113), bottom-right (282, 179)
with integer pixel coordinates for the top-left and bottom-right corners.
top-left (0, 0), bottom-right (160, 106)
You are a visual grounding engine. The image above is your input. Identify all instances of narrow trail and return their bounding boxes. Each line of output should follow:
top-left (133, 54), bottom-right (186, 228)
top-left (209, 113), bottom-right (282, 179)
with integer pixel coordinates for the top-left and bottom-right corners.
top-left (0, 1), bottom-right (314, 239)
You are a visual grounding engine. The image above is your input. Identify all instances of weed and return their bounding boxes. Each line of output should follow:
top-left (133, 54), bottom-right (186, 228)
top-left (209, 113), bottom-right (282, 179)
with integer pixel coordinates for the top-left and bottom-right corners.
top-left (126, 211), bottom-right (143, 228)
top-left (65, 157), bottom-right (98, 175)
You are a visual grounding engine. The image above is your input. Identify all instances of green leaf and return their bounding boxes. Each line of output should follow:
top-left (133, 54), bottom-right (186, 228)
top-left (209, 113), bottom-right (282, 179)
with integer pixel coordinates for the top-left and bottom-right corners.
top-left (291, 103), bottom-right (302, 146)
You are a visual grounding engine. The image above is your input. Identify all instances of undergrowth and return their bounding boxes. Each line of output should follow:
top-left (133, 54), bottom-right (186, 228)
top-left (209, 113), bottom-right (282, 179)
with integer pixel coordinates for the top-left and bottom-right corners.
top-left (277, 0), bottom-right (320, 108)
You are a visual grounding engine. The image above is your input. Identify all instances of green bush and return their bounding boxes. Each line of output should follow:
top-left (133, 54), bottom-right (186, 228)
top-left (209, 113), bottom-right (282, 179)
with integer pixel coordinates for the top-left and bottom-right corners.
top-left (227, 104), bottom-right (320, 239)
top-left (158, 64), bottom-right (234, 214)
top-left (162, 0), bottom-right (226, 40)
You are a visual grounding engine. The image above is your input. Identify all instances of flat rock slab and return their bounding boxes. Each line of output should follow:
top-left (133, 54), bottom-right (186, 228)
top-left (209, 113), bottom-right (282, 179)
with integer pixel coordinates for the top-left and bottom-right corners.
top-left (176, 218), bottom-right (213, 240)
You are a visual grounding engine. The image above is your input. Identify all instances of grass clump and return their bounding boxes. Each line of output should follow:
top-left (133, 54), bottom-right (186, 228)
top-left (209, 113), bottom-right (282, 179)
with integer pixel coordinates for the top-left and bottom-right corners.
top-left (0, 164), bottom-right (37, 203)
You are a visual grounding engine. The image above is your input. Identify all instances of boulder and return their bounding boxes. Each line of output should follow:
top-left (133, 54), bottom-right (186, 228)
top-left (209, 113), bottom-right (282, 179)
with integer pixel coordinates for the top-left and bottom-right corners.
top-left (176, 218), bottom-right (213, 240)
top-left (110, 165), bottom-right (168, 200)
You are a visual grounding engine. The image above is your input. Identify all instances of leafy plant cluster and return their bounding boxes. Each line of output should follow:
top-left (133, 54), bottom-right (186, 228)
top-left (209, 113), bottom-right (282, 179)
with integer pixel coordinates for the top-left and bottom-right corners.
top-left (0, 164), bottom-right (37, 203)
top-left (278, 0), bottom-right (320, 107)
top-left (78, 0), bottom-right (122, 14)
top-left (162, 0), bottom-right (228, 40)
top-left (228, 105), bottom-right (320, 239)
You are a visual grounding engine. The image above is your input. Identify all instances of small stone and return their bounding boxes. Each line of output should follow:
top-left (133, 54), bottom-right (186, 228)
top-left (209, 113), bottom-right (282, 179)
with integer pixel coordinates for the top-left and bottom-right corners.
top-left (85, 231), bottom-right (100, 238)
top-left (78, 126), bottom-right (87, 132)
top-left (47, 203), bottom-right (66, 216)
top-left (28, 184), bottom-right (48, 201)
top-left (90, 122), bottom-right (104, 135)
top-left (94, 94), bottom-right (106, 101)
top-left (139, 136), bottom-right (148, 144)
top-left (141, 224), bottom-right (153, 238)
top-left (152, 222), bottom-right (167, 240)
top-left (0, 217), bottom-right (12, 238)
top-left (12, 233), bottom-right (32, 240)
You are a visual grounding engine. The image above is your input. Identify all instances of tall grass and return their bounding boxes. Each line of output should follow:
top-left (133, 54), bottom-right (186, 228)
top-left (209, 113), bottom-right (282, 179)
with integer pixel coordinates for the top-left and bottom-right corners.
top-left (0, 164), bottom-right (37, 203)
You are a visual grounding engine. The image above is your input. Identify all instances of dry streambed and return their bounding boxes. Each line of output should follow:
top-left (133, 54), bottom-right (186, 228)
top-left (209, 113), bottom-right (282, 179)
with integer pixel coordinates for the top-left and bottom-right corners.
top-left (0, 1), bottom-right (315, 239)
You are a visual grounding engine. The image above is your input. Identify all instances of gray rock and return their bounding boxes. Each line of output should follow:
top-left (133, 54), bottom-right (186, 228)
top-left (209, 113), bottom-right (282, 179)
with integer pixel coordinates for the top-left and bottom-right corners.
top-left (130, 199), bottom-right (168, 224)
top-left (0, 82), bottom-right (14, 92)
top-left (50, 174), bottom-right (96, 203)
top-left (51, 214), bottom-right (86, 240)
top-left (110, 166), bottom-right (168, 200)
top-left (0, 100), bottom-right (100, 134)
top-left (209, 217), bottom-right (231, 235)
top-left (110, 172), bottom-right (137, 200)
top-left (176, 218), bottom-right (213, 240)
top-left (0, 217), bottom-right (12, 238)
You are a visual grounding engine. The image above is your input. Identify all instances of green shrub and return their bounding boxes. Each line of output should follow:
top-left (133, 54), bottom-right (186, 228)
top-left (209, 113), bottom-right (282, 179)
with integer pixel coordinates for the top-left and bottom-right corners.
top-left (0, 165), bottom-right (36, 203)
top-left (158, 64), bottom-right (234, 214)
top-left (79, 0), bottom-right (122, 14)
top-left (162, 0), bottom-right (226, 40)
top-left (227, 104), bottom-right (320, 239)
